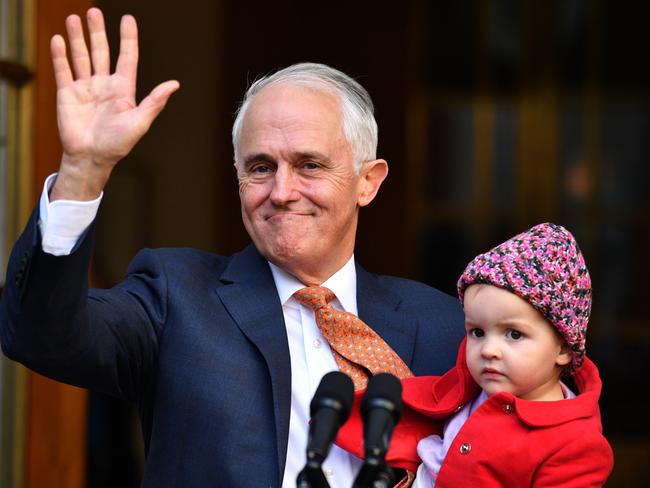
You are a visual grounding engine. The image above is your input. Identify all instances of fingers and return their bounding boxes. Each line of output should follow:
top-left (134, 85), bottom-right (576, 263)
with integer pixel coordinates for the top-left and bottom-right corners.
top-left (134, 80), bottom-right (180, 132)
top-left (87, 8), bottom-right (110, 76)
top-left (115, 14), bottom-right (139, 89)
top-left (50, 35), bottom-right (74, 89)
top-left (57, 8), bottom-right (125, 81)
top-left (65, 14), bottom-right (91, 79)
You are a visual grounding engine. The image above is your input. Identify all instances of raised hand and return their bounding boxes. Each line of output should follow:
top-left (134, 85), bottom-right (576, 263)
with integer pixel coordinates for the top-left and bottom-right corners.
top-left (50, 8), bottom-right (179, 201)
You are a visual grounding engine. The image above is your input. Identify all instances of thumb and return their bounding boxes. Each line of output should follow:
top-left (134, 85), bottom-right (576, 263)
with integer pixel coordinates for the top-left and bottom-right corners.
top-left (133, 80), bottom-right (180, 134)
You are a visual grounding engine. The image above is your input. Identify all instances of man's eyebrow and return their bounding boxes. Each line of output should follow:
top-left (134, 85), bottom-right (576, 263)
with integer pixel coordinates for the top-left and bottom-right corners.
top-left (293, 151), bottom-right (332, 164)
top-left (242, 153), bottom-right (276, 167)
top-left (243, 151), bottom-right (332, 166)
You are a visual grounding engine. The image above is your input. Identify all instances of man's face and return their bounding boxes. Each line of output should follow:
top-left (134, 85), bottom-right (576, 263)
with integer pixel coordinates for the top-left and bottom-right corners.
top-left (235, 84), bottom-right (386, 284)
top-left (463, 284), bottom-right (571, 401)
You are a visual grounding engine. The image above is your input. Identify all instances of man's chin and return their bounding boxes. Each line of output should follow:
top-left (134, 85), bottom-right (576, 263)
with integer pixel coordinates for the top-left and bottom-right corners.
top-left (269, 251), bottom-right (306, 271)
top-left (257, 239), bottom-right (306, 267)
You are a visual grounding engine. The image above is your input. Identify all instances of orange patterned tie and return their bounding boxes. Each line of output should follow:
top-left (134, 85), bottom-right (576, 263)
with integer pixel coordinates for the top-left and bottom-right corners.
top-left (293, 286), bottom-right (413, 390)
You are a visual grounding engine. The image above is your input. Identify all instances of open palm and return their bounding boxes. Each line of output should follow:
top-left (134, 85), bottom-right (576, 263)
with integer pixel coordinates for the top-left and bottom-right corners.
top-left (51, 9), bottom-right (178, 199)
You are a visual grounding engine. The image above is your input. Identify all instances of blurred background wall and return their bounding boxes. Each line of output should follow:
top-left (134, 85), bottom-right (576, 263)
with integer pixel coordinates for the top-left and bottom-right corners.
top-left (1, 0), bottom-right (648, 486)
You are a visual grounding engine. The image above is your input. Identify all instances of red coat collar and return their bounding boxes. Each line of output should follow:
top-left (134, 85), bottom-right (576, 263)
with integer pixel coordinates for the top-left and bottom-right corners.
top-left (403, 338), bottom-right (603, 427)
top-left (336, 338), bottom-right (603, 472)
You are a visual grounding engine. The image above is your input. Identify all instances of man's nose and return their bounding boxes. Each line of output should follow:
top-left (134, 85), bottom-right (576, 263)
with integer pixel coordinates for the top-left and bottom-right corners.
top-left (269, 166), bottom-right (300, 205)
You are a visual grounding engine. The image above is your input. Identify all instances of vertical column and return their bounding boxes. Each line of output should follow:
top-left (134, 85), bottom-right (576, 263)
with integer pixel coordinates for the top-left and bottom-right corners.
top-left (1, 0), bottom-right (35, 487)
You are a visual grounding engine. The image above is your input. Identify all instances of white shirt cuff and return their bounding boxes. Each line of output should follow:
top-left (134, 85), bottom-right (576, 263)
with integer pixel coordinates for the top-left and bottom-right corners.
top-left (39, 173), bottom-right (103, 256)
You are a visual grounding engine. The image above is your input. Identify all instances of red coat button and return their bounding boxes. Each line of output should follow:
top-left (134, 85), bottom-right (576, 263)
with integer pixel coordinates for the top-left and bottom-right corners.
top-left (459, 442), bottom-right (471, 455)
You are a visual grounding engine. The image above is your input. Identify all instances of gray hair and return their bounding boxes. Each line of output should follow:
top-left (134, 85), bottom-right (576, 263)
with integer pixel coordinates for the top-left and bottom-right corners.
top-left (232, 62), bottom-right (378, 173)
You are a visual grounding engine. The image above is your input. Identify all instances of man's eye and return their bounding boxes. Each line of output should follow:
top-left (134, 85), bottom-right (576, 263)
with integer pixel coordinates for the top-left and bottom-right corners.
top-left (506, 329), bottom-right (523, 340)
top-left (250, 164), bottom-right (272, 175)
top-left (303, 161), bottom-right (318, 170)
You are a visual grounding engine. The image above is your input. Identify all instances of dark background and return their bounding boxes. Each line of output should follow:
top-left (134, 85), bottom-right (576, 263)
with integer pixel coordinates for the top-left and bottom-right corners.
top-left (84, 1), bottom-right (650, 486)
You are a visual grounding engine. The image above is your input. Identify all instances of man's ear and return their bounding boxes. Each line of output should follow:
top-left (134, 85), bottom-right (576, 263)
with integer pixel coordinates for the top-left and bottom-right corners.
top-left (357, 159), bottom-right (388, 207)
top-left (556, 344), bottom-right (572, 367)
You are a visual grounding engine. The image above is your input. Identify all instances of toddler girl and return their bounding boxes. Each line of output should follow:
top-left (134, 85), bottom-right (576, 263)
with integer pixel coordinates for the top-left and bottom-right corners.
top-left (338, 223), bottom-right (614, 487)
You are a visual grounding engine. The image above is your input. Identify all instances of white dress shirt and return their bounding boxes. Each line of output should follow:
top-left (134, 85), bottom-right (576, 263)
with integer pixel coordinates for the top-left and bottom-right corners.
top-left (39, 174), bottom-right (363, 487)
top-left (269, 260), bottom-right (363, 488)
top-left (39, 174), bottom-right (102, 256)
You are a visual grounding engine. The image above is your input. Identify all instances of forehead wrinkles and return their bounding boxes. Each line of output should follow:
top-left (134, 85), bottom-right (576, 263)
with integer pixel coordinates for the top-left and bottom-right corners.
top-left (240, 127), bottom-right (348, 168)
top-left (237, 84), bottom-right (347, 158)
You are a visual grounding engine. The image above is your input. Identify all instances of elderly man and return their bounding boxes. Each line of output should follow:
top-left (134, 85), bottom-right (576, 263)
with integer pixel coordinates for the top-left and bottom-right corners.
top-left (0, 8), bottom-right (463, 488)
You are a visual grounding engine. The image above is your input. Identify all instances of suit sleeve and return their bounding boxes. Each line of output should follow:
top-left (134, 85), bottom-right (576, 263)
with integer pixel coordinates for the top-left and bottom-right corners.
top-left (532, 433), bottom-right (614, 487)
top-left (1, 208), bottom-right (166, 401)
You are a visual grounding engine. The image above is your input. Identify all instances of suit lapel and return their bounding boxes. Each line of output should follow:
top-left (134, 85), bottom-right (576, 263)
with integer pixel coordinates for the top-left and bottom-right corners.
top-left (356, 263), bottom-right (417, 368)
top-left (213, 252), bottom-right (416, 481)
top-left (215, 244), bottom-right (291, 483)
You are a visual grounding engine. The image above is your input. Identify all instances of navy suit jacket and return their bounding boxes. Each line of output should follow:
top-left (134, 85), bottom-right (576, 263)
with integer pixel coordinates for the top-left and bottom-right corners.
top-left (1, 209), bottom-right (464, 487)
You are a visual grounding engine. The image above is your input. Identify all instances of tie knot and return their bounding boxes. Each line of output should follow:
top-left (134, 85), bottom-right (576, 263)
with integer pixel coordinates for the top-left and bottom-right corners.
top-left (293, 286), bottom-right (336, 310)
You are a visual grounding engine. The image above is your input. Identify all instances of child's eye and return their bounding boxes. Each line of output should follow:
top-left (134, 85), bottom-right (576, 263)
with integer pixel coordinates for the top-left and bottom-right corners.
top-left (468, 328), bottom-right (484, 338)
top-left (506, 329), bottom-right (523, 340)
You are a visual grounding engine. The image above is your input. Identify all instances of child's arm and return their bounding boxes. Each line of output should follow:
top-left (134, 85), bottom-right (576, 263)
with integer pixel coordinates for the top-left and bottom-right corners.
top-left (533, 433), bottom-right (613, 487)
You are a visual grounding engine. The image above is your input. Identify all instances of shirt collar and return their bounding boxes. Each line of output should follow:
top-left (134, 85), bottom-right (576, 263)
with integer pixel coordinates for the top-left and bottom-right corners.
top-left (268, 255), bottom-right (358, 314)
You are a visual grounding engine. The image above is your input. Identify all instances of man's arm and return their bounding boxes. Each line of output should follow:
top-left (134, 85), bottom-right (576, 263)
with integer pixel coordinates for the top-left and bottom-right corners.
top-left (1, 207), bottom-right (167, 401)
top-left (0, 8), bottom-right (178, 399)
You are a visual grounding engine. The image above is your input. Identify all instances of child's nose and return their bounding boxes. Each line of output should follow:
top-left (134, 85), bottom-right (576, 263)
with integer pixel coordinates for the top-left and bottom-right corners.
top-left (480, 336), bottom-right (501, 359)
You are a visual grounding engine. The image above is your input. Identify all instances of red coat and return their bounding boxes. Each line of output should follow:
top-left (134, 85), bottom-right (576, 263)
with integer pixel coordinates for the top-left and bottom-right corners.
top-left (337, 339), bottom-right (614, 487)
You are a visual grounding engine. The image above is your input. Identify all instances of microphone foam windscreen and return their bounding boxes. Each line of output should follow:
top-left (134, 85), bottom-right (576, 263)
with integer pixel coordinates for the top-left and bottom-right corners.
top-left (311, 371), bottom-right (355, 420)
top-left (361, 373), bottom-right (403, 422)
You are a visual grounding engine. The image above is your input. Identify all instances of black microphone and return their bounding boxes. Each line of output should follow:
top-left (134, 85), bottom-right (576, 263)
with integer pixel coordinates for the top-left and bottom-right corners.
top-left (296, 371), bottom-right (354, 488)
top-left (352, 373), bottom-right (403, 488)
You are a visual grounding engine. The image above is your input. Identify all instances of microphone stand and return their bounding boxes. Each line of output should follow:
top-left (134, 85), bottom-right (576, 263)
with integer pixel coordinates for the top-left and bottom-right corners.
top-left (296, 458), bottom-right (330, 488)
top-left (297, 370), bottom-right (354, 488)
top-left (351, 456), bottom-right (395, 488)
top-left (352, 373), bottom-right (403, 488)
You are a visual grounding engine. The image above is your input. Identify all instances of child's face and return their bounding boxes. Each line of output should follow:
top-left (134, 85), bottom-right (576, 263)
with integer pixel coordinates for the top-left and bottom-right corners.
top-left (463, 284), bottom-right (571, 401)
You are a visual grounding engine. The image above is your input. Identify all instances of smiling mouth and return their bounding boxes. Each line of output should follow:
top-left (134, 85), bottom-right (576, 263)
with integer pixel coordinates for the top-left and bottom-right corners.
top-left (266, 212), bottom-right (312, 221)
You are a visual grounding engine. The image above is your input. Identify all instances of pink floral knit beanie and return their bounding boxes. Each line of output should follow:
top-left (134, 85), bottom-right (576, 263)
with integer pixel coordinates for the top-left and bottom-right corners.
top-left (457, 223), bottom-right (591, 374)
